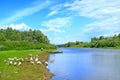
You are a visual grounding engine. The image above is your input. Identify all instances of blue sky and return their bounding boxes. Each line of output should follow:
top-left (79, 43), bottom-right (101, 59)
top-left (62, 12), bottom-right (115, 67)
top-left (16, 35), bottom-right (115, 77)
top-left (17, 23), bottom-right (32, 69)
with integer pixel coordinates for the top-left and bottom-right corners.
top-left (0, 0), bottom-right (120, 44)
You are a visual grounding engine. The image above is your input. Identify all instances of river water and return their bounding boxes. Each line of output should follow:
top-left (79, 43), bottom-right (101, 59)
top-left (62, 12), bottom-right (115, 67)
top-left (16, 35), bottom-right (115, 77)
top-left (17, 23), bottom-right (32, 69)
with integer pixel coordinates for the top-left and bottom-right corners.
top-left (48, 48), bottom-right (120, 80)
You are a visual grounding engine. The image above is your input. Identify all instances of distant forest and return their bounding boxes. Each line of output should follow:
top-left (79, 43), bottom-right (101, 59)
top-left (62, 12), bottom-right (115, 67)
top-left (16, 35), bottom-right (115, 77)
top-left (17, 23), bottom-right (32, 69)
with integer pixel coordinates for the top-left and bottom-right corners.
top-left (0, 27), bottom-right (56, 50)
top-left (59, 34), bottom-right (120, 48)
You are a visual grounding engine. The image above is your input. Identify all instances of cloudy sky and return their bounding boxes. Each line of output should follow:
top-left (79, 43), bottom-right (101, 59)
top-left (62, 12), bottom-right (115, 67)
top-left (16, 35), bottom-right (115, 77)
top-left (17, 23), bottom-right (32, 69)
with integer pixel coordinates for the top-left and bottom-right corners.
top-left (0, 0), bottom-right (120, 44)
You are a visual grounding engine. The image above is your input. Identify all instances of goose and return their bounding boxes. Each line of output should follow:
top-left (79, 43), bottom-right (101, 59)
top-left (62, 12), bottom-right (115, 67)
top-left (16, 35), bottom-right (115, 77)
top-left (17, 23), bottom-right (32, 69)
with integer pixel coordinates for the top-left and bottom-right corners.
top-left (41, 48), bottom-right (43, 51)
top-left (18, 61), bottom-right (22, 66)
top-left (30, 56), bottom-right (33, 61)
top-left (14, 62), bottom-right (17, 66)
top-left (46, 65), bottom-right (48, 69)
top-left (45, 61), bottom-right (48, 65)
top-left (36, 61), bottom-right (42, 64)
top-left (9, 60), bottom-right (13, 65)
top-left (30, 61), bottom-right (34, 64)
top-left (8, 58), bottom-right (14, 61)
top-left (35, 55), bottom-right (39, 62)
top-left (29, 54), bottom-right (33, 61)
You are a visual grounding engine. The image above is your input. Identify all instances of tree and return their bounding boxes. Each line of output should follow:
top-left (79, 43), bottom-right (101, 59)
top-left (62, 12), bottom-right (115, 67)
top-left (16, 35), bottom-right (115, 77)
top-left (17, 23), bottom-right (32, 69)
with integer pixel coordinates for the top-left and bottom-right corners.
top-left (118, 34), bottom-right (120, 39)
top-left (91, 37), bottom-right (98, 42)
top-left (99, 36), bottom-right (104, 40)
top-left (75, 41), bottom-right (79, 45)
top-left (0, 33), bottom-right (6, 41)
top-left (0, 27), bottom-right (55, 50)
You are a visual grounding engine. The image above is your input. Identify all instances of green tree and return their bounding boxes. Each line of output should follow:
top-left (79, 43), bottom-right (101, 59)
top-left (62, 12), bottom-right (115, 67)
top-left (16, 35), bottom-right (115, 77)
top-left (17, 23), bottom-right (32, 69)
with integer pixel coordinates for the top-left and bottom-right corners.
top-left (0, 33), bottom-right (6, 41)
top-left (99, 36), bottom-right (104, 40)
top-left (91, 37), bottom-right (98, 42)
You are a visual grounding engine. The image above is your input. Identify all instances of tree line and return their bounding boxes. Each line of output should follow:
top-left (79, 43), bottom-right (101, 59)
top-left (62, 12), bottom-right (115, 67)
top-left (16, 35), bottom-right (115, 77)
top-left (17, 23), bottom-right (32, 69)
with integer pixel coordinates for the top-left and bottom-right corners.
top-left (59, 34), bottom-right (120, 48)
top-left (0, 27), bottom-right (56, 50)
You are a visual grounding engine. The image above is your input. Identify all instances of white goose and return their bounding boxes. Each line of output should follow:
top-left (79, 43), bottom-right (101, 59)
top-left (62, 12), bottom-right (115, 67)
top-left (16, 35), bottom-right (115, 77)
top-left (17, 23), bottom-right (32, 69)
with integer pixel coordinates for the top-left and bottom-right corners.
top-left (35, 55), bottom-right (39, 62)
top-left (45, 61), bottom-right (48, 65)
top-left (14, 62), bottom-right (17, 66)
top-left (18, 61), bottom-right (22, 66)
top-left (36, 61), bottom-right (42, 64)
top-left (30, 61), bottom-right (34, 64)
top-left (9, 60), bottom-right (13, 65)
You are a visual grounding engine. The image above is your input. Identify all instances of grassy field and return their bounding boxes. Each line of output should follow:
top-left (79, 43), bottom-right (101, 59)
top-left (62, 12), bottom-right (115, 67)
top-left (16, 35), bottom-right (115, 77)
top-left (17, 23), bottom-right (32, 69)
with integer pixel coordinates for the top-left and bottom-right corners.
top-left (0, 49), bottom-right (53, 80)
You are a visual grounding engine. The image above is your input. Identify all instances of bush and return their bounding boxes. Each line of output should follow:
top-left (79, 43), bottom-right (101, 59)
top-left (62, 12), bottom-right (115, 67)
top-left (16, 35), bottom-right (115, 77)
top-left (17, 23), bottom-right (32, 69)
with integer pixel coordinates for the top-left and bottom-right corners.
top-left (0, 41), bottom-right (56, 50)
top-left (0, 45), bottom-right (8, 50)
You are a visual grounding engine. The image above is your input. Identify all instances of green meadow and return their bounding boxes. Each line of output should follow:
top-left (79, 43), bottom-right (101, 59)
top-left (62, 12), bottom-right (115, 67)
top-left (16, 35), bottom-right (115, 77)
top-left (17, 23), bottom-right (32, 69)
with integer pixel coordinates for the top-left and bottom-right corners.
top-left (0, 49), bottom-right (53, 80)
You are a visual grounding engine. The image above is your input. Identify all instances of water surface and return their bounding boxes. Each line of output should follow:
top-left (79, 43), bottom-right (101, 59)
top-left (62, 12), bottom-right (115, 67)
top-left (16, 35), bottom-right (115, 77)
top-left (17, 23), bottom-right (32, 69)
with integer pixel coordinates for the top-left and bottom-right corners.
top-left (48, 48), bottom-right (120, 80)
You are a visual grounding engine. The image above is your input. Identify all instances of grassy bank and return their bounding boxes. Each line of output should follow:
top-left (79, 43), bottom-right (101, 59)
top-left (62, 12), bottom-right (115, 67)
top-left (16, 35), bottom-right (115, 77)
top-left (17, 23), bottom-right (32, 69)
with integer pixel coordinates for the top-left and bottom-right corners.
top-left (0, 49), bottom-right (53, 80)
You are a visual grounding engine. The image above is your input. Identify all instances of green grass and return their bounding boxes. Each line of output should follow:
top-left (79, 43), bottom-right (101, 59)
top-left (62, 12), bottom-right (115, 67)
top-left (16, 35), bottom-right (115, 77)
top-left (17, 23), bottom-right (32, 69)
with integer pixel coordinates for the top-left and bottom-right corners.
top-left (0, 49), bottom-right (53, 80)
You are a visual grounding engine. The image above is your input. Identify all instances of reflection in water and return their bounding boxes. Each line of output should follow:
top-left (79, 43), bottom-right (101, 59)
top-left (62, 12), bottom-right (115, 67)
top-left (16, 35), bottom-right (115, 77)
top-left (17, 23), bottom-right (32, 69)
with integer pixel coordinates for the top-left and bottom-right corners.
top-left (50, 60), bottom-right (55, 63)
top-left (91, 52), bottom-right (120, 80)
top-left (48, 48), bottom-right (120, 80)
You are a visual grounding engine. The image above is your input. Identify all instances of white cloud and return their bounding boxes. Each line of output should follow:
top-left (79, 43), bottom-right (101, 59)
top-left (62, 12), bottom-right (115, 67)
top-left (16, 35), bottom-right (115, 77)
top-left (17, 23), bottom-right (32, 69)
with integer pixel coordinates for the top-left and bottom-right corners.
top-left (0, 23), bottom-right (31, 31)
top-left (47, 2), bottom-right (72, 17)
top-left (65, 0), bottom-right (120, 19)
top-left (45, 0), bottom-right (120, 44)
top-left (47, 10), bottom-right (58, 17)
top-left (42, 17), bottom-right (71, 28)
top-left (82, 16), bottom-right (120, 37)
top-left (9, 23), bottom-right (30, 31)
top-left (41, 17), bottom-right (71, 34)
top-left (47, 4), bottom-right (63, 17)
top-left (50, 3), bottom-right (63, 11)
top-left (63, 0), bottom-right (120, 40)
top-left (0, 0), bottom-right (52, 24)
top-left (40, 27), bottom-right (65, 33)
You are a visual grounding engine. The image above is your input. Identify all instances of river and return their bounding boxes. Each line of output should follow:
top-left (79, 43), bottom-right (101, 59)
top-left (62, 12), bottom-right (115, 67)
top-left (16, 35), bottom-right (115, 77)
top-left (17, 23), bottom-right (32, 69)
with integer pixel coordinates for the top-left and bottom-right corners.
top-left (48, 48), bottom-right (120, 80)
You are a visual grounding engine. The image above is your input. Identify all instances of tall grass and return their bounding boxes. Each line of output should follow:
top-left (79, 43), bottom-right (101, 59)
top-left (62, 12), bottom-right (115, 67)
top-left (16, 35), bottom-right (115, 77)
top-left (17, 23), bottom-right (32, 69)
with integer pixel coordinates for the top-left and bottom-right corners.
top-left (0, 41), bottom-right (56, 50)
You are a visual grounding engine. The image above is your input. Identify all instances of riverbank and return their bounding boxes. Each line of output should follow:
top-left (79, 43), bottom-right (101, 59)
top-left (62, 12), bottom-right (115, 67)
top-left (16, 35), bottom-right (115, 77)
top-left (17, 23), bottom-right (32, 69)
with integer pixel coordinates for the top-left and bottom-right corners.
top-left (0, 49), bottom-right (53, 80)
